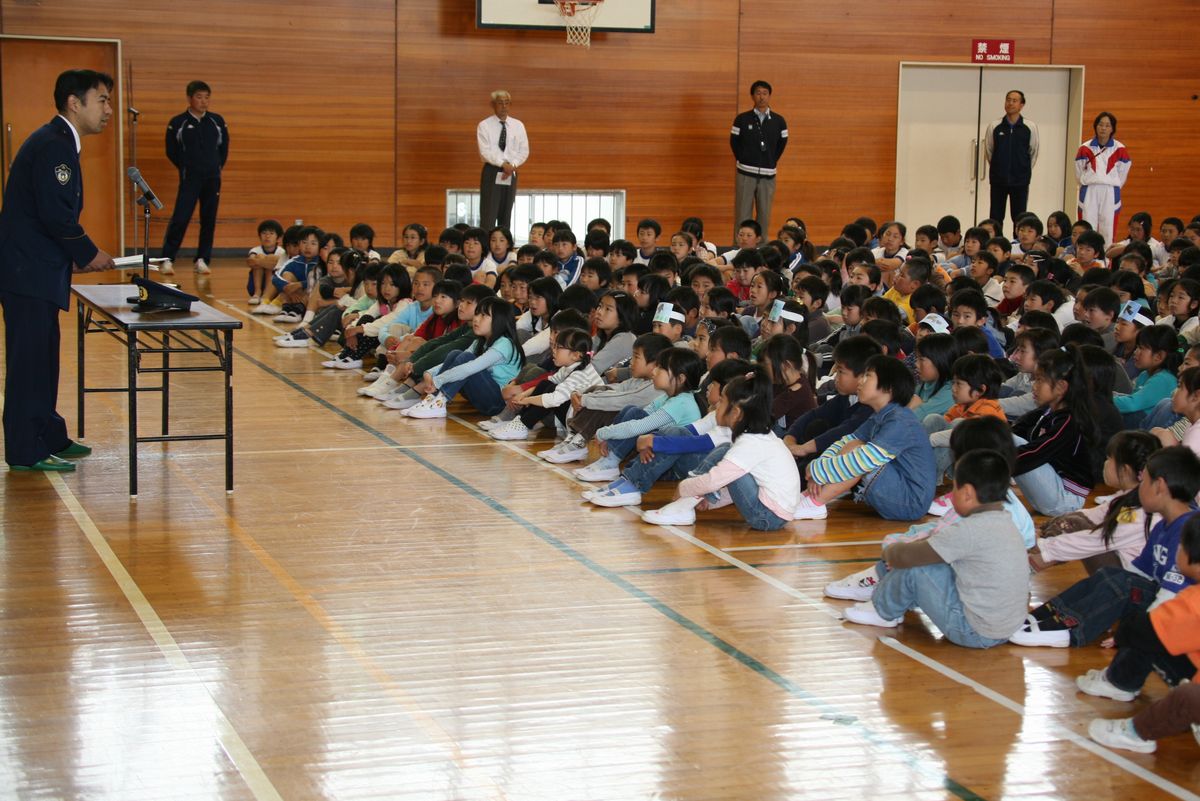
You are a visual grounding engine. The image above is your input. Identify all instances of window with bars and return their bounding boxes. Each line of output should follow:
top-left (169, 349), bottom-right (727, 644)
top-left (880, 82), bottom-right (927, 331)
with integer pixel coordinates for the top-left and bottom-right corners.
top-left (445, 189), bottom-right (626, 245)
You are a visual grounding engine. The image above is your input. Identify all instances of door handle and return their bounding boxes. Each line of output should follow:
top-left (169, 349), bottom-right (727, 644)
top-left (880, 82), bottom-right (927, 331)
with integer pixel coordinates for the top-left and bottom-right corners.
top-left (5, 123), bottom-right (11, 172)
top-left (970, 138), bottom-right (979, 182)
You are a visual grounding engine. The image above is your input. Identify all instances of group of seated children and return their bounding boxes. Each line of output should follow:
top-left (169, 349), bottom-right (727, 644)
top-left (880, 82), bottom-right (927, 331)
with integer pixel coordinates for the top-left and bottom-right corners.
top-left (248, 208), bottom-right (1200, 754)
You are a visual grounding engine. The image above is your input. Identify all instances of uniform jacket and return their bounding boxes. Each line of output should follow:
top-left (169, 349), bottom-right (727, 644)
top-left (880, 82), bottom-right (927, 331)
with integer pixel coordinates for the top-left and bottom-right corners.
top-left (0, 116), bottom-right (97, 309)
top-left (985, 115), bottom-right (1039, 186)
top-left (730, 108), bottom-right (788, 178)
top-left (166, 110), bottom-right (229, 177)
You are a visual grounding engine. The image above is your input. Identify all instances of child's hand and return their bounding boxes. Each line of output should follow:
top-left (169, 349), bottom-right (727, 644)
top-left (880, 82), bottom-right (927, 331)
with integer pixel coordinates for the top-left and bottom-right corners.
top-left (570, 392), bottom-right (584, 412)
top-left (604, 368), bottom-right (619, 383)
top-left (394, 363), bottom-right (412, 380)
top-left (597, 439), bottom-right (609, 457)
top-left (695, 498), bottom-right (711, 512)
top-left (501, 384), bottom-right (521, 401)
top-left (384, 336), bottom-right (400, 350)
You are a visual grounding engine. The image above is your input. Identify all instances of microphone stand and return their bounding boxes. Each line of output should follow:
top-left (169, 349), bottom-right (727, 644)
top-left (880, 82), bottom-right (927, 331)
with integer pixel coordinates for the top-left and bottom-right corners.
top-left (137, 194), bottom-right (152, 281)
top-left (129, 104), bottom-right (139, 251)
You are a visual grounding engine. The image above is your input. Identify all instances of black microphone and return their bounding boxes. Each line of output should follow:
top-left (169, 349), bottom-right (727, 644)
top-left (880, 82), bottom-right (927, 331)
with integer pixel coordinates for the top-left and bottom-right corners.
top-left (126, 166), bottom-right (163, 210)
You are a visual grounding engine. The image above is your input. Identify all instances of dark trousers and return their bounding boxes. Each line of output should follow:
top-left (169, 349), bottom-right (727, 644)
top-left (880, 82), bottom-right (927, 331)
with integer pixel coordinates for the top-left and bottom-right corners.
top-left (1107, 609), bottom-right (1197, 693)
top-left (162, 172), bottom-right (221, 262)
top-left (988, 183), bottom-right (1029, 235)
top-left (479, 164), bottom-right (516, 230)
top-left (519, 379), bottom-right (569, 428)
top-left (1045, 566), bottom-right (1158, 647)
top-left (1, 293), bottom-right (69, 465)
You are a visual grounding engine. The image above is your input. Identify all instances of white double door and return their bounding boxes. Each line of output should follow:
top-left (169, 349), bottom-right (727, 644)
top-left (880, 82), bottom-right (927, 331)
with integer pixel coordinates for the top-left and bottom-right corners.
top-left (895, 63), bottom-right (1082, 233)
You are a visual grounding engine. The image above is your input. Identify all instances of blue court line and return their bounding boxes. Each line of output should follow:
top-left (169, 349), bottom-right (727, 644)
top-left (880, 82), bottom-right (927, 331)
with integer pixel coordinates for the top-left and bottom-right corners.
top-left (233, 347), bottom-right (987, 801)
top-left (621, 556), bottom-right (875, 575)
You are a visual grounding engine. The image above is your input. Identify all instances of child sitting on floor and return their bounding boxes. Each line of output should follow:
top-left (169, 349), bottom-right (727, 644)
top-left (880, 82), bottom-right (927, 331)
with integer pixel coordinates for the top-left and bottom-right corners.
top-left (795, 354), bottom-right (937, 522)
top-left (825, 415), bottom-right (1035, 603)
top-left (840, 448), bottom-right (1029, 648)
top-left (1008, 446), bottom-right (1200, 649)
top-left (1076, 514), bottom-right (1200, 721)
top-left (638, 365), bottom-right (803, 531)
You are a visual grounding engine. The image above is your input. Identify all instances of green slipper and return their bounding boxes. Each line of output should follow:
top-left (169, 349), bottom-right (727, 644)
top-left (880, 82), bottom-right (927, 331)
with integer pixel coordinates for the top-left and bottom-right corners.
top-left (10, 455), bottom-right (76, 472)
top-left (55, 441), bottom-right (93, 459)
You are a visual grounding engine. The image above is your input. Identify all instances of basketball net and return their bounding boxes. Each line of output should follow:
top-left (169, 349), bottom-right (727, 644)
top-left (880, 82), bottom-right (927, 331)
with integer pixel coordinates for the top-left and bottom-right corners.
top-left (554, 0), bottom-right (603, 48)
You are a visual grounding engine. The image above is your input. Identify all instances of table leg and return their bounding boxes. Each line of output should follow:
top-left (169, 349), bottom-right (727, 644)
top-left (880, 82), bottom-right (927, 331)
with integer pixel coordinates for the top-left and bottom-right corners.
top-left (128, 332), bottom-right (138, 498)
top-left (224, 330), bottom-right (233, 494)
top-left (76, 300), bottom-right (85, 439)
top-left (161, 331), bottom-right (170, 435)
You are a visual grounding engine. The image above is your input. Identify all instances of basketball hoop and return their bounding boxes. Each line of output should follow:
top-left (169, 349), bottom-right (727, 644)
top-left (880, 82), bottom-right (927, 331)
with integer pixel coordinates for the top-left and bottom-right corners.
top-left (554, 0), bottom-right (604, 48)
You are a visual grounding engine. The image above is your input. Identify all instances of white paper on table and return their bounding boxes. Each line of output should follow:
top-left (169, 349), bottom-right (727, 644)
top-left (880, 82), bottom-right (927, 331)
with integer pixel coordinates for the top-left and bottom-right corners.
top-left (113, 255), bottom-right (168, 270)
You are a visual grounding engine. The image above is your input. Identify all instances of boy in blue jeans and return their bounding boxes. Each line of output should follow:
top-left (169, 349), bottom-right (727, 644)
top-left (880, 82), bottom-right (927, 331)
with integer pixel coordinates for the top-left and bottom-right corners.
top-left (796, 355), bottom-right (936, 521)
top-left (842, 448), bottom-right (1030, 648)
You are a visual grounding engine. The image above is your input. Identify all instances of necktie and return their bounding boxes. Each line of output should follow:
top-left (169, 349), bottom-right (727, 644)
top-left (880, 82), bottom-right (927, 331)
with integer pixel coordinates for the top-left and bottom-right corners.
top-left (499, 120), bottom-right (507, 153)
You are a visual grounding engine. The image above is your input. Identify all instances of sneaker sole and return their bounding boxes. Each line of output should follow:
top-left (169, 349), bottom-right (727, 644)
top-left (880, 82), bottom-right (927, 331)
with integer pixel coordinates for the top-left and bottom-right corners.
top-left (824, 585), bottom-right (875, 602)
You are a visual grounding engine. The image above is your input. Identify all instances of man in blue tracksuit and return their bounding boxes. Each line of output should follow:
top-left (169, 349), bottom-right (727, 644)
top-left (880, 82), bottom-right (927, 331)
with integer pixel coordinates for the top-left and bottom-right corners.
top-left (0, 70), bottom-right (115, 471)
top-left (984, 90), bottom-right (1040, 235)
top-left (730, 80), bottom-right (788, 241)
top-left (160, 80), bottom-right (229, 276)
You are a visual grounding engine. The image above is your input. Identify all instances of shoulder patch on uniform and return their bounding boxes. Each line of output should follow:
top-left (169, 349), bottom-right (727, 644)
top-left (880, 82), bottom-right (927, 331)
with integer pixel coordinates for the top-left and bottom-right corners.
top-left (54, 164), bottom-right (71, 185)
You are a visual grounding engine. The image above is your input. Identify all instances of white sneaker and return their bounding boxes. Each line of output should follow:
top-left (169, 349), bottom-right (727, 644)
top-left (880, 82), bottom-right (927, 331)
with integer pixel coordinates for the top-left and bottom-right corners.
top-left (478, 415), bottom-right (504, 431)
top-left (1192, 722), bottom-right (1200, 747)
top-left (254, 303), bottom-right (281, 316)
top-left (842, 601), bottom-right (902, 628)
top-left (1076, 669), bottom-right (1138, 702)
top-left (793, 495), bottom-right (829, 520)
top-left (402, 393), bottom-right (448, 419)
top-left (1087, 718), bottom-right (1156, 753)
top-left (1007, 614), bottom-right (1070, 648)
top-left (574, 461), bottom-right (620, 482)
top-left (275, 334), bottom-right (310, 348)
top-left (159, 259), bottom-right (175, 276)
top-left (586, 485), bottom-right (642, 508)
top-left (359, 376), bottom-right (399, 397)
top-left (642, 496), bottom-right (701, 526)
top-left (824, 566), bottom-right (879, 601)
top-left (332, 357), bottom-right (363, 370)
top-left (383, 394), bottom-right (422, 410)
top-left (273, 311), bottom-right (303, 324)
top-left (927, 492), bottom-right (953, 517)
top-left (490, 419), bottom-right (531, 441)
top-left (248, 295), bottom-right (261, 305)
top-left (539, 434), bottom-right (588, 464)
top-left (194, 258), bottom-right (211, 275)
top-left (362, 367), bottom-right (382, 382)
top-left (321, 358), bottom-right (342, 368)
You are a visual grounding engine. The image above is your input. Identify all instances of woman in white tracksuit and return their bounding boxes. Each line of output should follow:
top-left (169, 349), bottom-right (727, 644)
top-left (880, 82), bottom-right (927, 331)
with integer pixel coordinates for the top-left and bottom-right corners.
top-left (1075, 111), bottom-right (1131, 246)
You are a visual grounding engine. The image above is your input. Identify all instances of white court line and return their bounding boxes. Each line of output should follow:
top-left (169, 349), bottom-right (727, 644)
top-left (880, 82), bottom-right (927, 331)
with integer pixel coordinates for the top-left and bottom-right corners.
top-left (881, 636), bottom-right (1200, 801)
top-left (234, 296), bottom-right (1192, 797)
top-left (47, 474), bottom-right (284, 801)
top-left (724, 539), bottom-right (884, 552)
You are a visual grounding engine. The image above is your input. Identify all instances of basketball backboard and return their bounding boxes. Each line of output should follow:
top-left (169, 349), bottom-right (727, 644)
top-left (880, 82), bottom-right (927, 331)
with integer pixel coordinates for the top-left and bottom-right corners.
top-left (476, 0), bottom-right (655, 33)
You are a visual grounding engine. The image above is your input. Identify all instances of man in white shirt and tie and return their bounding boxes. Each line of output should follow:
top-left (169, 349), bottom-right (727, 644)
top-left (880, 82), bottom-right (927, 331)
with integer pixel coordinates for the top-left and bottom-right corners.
top-left (477, 90), bottom-right (529, 231)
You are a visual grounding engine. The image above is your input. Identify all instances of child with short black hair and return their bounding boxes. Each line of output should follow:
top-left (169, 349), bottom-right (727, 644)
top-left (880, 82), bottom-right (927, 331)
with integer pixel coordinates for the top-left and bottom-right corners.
top-left (634, 218), bottom-right (662, 264)
top-left (909, 332), bottom-right (957, 419)
top-left (949, 288), bottom-right (1006, 358)
top-left (796, 355), bottom-right (937, 521)
top-left (246, 218), bottom-right (286, 304)
top-left (578, 256), bottom-right (612, 292)
top-left (1024, 278), bottom-right (1075, 331)
top-left (254, 224), bottom-right (323, 316)
top-left (841, 448), bottom-right (1029, 648)
top-left (701, 286), bottom-right (739, 319)
top-left (552, 229), bottom-right (583, 287)
top-left (828, 416), bottom-right (1035, 602)
top-left (1114, 324), bottom-right (1183, 426)
top-left (999, 263), bottom-right (1035, 328)
top-left (785, 335), bottom-right (883, 468)
top-left (1012, 446), bottom-right (1200, 654)
top-left (1080, 285), bottom-right (1121, 350)
top-left (794, 274), bottom-right (832, 342)
top-left (970, 251), bottom-right (1004, 307)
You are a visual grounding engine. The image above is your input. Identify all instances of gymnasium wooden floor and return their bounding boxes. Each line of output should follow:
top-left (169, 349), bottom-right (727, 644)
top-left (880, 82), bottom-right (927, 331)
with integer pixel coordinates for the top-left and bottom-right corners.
top-left (1, 261), bottom-right (1197, 801)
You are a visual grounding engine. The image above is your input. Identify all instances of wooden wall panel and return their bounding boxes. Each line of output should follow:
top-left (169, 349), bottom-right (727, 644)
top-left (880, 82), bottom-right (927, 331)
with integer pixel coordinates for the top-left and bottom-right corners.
top-left (1, 0), bottom-right (396, 253)
top-left (395, 0), bottom-right (741, 242)
top-left (1051, 0), bottom-right (1200, 230)
top-left (736, 1), bottom-right (1055, 243)
top-left (2, 1), bottom-right (1196, 250)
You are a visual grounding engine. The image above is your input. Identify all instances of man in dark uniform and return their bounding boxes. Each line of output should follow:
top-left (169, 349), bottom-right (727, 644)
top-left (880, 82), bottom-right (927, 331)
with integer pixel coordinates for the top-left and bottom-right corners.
top-left (984, 90), bottom-right (1040, 236)
top-left (159, 80), bottom-right (228, 276)
top-left (730, 80), bottom-right (788, 241)
top-left (0, 69), bottom-right (115, 472)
